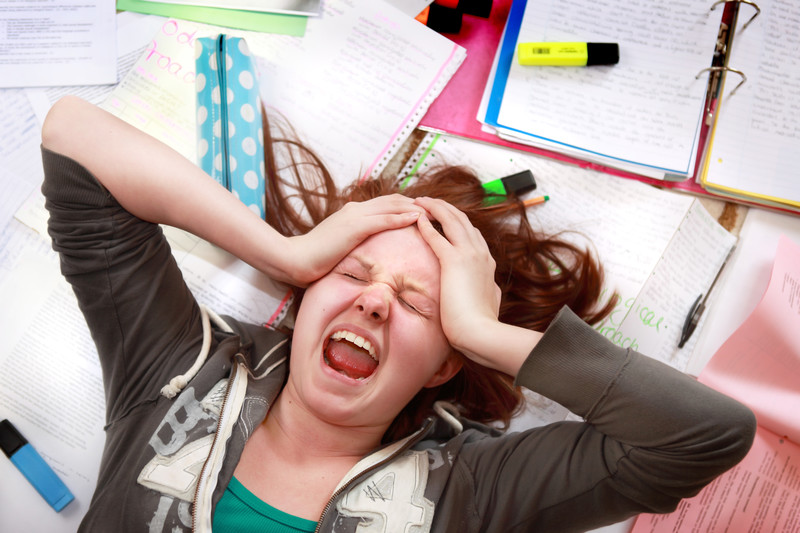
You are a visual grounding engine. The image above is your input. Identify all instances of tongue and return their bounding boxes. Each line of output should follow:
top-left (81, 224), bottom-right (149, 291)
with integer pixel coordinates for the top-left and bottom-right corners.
top-left (325, 339), bottom-right (378, 380)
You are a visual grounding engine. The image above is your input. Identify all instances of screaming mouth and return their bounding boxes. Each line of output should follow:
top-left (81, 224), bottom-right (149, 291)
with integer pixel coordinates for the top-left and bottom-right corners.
top-left (324, 330), bottom-right (378, 380)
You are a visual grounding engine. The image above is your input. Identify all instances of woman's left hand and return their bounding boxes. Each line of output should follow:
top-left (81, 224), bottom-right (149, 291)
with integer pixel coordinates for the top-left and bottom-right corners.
top-left (414, 198), bottom-right (501, 362)
top-left (414, 197), bottom-right (542, 376)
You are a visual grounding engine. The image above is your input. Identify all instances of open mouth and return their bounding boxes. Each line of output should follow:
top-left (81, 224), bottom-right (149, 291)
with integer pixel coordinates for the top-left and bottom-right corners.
top-left (323, 330), bottom-right (378, 381)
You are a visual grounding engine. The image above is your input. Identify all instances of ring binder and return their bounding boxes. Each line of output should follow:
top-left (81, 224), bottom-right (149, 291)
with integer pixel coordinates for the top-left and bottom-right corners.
top-left (710, 0), bottom-right (761, 31)
top-left (695, 66), bottom-right (747, 96)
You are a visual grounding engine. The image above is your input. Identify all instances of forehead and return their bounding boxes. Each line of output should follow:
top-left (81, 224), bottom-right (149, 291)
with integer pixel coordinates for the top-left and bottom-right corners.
top-left (349, 227), bottom-right (440, 289)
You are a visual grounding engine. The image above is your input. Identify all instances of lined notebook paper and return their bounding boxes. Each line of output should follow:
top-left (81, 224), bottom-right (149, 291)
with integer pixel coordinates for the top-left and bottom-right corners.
top-left (701, 0), bottom-right (800, 211)
top-left (482, 0), bottom-right (721, 179)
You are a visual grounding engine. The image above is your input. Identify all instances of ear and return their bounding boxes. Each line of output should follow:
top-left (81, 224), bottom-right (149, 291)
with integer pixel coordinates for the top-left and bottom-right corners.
top-left (424, 351), bottom-right (463, 389)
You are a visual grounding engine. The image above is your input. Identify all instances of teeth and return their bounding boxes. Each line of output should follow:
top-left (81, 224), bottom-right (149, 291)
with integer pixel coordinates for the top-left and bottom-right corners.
top-left (330, 330), bottom-right (377, 360)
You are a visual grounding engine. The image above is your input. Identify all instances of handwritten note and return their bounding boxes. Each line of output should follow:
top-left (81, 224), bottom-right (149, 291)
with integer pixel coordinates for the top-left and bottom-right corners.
top-left (101, 0), bottom-right (465, 186)
top-left (487, 0), bottom-right (721, 175)
top-left (404, 133), bottom-right (735, 372)
top-left (611, 201), bottom-right (736, 367)
top-left (704, 0), bottom-right (800, 207)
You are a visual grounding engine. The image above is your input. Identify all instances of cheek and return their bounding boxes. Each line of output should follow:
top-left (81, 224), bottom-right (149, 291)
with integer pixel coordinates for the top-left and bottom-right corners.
top-left (394, 313), bottom-right (451, 368)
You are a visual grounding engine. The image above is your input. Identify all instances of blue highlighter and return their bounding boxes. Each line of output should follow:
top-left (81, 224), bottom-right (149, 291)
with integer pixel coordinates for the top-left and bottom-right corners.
top-left (0, 419), bottom-right (74, 512)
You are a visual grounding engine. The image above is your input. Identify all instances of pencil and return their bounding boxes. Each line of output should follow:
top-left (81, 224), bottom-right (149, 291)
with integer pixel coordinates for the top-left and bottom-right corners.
top-left (523, 195), bottom-right (549, 207)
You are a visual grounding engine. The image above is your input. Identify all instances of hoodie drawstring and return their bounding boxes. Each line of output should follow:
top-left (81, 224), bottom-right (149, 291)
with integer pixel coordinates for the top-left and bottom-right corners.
top-left (160, 305), bottom-right (232, 399)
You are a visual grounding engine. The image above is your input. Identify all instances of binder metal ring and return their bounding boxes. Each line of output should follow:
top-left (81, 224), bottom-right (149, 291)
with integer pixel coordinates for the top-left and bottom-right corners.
top-left (696, 66), bottom-right (747, 96)
top-left (710, 0), bottom-right (760, 30)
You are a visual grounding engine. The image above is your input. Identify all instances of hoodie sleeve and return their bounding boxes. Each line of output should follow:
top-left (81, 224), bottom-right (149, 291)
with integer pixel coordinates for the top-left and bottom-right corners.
top-left (449, 306), bottom-right (756, 533)
top-left (41, 146), bottom-right (205, 426)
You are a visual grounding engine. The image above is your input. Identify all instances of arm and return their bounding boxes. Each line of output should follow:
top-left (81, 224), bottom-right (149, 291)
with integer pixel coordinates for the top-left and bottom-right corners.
top-left (41, 96), bottom-right (423, 287)
top-left (462, 308), bottom-right (756, 531)
top-left (415, 197), bottom-right (755, 529)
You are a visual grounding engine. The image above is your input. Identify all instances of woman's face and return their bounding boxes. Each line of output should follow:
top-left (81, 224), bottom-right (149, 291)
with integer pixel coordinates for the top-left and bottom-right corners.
top-left (287, 225), bottom-right (460, 432)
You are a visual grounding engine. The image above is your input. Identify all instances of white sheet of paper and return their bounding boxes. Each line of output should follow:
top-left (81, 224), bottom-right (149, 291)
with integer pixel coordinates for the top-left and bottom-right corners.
top-left (0, 0), bottom-right (116, 88)
top-left (403, 134), bottom-right (735, 371)
top-left (0, 248), bottom-right (105, 532)
top-left (0, 89), bottom-right (45, 227)
top-left (24, 12), bottom-right (166, 122)
top-left (703, 0), bottom-right (800, 207)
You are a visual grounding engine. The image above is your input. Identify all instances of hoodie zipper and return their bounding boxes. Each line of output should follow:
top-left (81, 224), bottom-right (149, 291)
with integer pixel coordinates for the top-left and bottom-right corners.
top-left (312, 419), bottom-right (434, 533)
top-left (192, 358), bottom-right (247, 532)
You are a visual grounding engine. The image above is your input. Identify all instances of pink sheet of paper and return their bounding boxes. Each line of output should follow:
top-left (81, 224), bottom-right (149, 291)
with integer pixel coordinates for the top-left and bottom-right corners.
top-left (633, 428), bottom-right (800, 533)
top-left (632, 235), bottom-right (800, 532)
top-left (699, 235), bottom-right (800, 445)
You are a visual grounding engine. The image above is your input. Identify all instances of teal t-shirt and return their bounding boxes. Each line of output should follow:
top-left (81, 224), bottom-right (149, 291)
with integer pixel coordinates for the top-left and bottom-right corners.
top-left (212, 476), bottom-right (318, 532)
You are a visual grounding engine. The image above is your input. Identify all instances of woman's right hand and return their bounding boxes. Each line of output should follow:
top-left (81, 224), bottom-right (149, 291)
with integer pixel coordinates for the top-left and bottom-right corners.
top-left (279, 194), bottom-right (424, 287)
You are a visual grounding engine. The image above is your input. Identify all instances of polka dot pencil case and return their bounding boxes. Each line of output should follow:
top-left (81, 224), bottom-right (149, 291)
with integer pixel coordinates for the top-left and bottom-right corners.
top-left (195, 35), bottom-right (266, 219)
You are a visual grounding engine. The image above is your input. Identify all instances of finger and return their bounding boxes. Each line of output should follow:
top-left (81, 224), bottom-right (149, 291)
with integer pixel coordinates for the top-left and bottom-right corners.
top-left (362, 194), bottom-right (423, 215)
top-left (415, 197), bottom-right (488, 250)
top-left (414, 197), bottom-right (469, 225)
top-left (359, 211), bottom-right (421, 234)
top-left (416, 213), bottom-right (454, 259)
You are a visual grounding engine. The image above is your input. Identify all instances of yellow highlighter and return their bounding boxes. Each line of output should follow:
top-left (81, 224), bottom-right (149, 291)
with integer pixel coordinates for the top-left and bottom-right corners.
top-left (518, 42), bottom-right (619, 66)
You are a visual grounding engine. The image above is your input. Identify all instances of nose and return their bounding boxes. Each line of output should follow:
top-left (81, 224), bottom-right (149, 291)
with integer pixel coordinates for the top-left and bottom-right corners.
top-left (354, 283), bottom-right (391, 322)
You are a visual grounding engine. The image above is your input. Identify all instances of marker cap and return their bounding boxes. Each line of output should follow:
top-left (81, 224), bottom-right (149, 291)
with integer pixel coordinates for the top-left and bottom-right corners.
top-left (499, 169), bottom-right (537, 195)
top-left (482, 170), bottom-right (537, 205)
top-left (586, 42), bottom-right (619, 66)
top-left (417, 4), bottom-right (462, 33)
top-left (0, 418), bottom-right (26, 457)
top-left (1, 419), bottom-right (75, 512)
top-left (518, 42), bottom-right (619, 66)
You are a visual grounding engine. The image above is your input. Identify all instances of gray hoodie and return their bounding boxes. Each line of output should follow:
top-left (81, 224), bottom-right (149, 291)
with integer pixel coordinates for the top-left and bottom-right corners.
top-left (42, 147), bottom-right (756, 533)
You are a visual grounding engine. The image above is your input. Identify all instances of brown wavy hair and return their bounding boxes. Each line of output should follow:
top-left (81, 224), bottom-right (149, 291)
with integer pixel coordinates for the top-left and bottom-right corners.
top-left (260, 109), bottom-right (614, 441)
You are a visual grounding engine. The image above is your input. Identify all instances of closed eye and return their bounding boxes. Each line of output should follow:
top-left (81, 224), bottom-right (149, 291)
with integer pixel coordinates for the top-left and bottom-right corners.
top-left (399, 297), bottom-right (419, 313)
top-left (342, 272), bottom-right (366, 282)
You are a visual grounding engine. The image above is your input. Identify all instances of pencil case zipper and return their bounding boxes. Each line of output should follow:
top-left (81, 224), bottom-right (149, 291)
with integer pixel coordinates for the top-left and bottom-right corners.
top-left (195, 34), bottom-right (267, 219)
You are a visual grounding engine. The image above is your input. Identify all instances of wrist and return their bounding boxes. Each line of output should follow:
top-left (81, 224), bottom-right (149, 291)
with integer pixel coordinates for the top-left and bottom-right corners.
top-left (454, 319), bottom-right (542, 377)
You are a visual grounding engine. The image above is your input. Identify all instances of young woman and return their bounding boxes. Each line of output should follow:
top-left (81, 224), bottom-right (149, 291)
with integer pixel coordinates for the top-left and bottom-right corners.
top-left (41, 95), bottom-right (755, 533)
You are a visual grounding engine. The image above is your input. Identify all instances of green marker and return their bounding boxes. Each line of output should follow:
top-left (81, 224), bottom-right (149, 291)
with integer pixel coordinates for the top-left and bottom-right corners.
top-left (482, 170), bottom-right (537, 206)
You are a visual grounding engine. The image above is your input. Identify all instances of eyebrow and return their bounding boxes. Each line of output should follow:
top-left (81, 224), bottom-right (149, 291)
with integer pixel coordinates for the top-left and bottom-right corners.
top-left (350, 254), bottom-right (434, 301)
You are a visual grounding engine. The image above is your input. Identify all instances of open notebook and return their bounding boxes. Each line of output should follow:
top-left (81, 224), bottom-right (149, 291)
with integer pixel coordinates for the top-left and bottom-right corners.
top-left (480, 0), bottom-right (726, 180)
top-left (699, 0), bottom-right (800, 213)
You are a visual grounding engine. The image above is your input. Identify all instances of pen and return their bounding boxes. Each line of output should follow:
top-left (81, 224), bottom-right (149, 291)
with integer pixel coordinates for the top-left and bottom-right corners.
top-left (0, 419), bottom-right (75, 512)
top-left (678, 245), bottom-right (736, 348)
